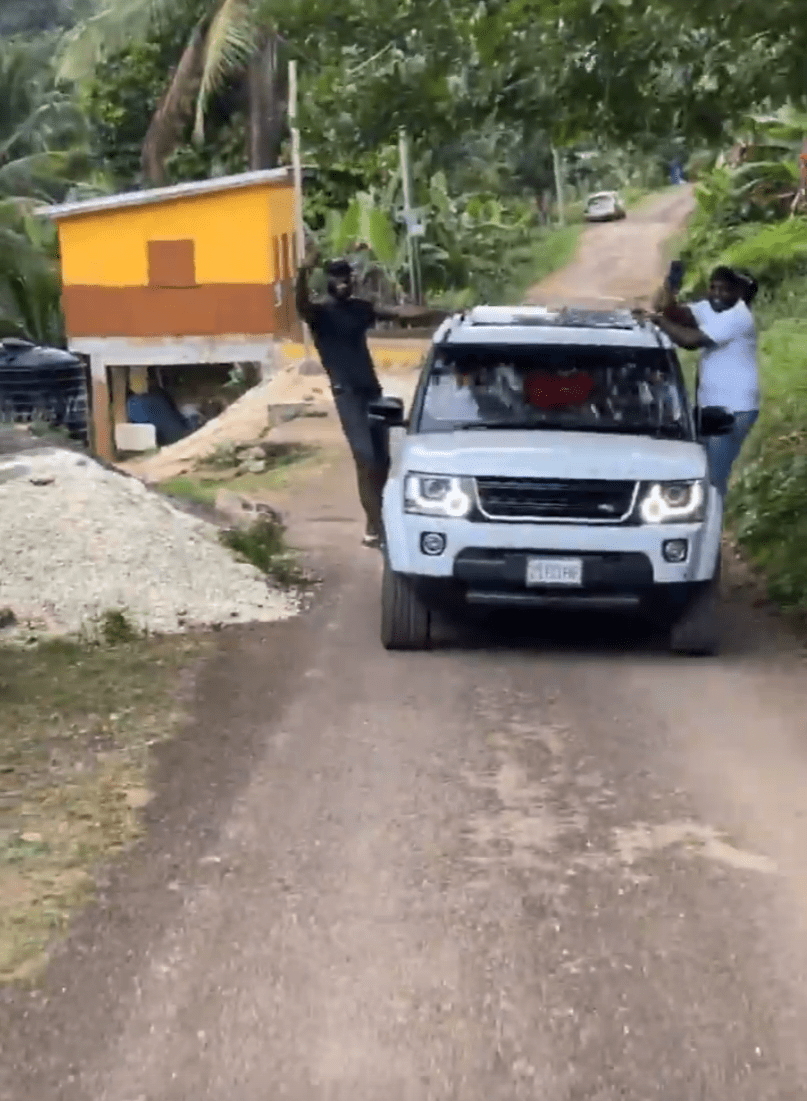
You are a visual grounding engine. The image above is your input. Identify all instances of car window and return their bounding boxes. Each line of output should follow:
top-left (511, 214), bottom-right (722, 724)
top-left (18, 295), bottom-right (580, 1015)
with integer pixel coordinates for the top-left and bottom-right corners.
top-left (417, 345), bottom-right (691, 438)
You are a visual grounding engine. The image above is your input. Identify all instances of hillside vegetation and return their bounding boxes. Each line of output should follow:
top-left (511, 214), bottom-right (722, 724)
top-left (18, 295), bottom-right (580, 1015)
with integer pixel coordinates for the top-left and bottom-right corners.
top-left (680, 121), bottom-right (807, 613)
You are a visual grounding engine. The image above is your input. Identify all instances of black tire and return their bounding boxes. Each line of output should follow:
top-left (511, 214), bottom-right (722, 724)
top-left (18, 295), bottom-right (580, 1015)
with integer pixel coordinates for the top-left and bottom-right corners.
top-left (381, 560), bottom-right (431, 650)
top-left (669, 572), bottom-right (720, 656)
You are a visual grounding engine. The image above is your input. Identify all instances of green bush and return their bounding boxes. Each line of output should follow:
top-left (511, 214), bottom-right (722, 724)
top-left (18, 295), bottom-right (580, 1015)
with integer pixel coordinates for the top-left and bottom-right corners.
top-left (730, 453), bottom-right (807, 611)
top-left (725, 311), bottom-right (807, 612)
top-left (220, 518), bottom-right (309, 589)
top-left (680, 166), bottom-right (805, 294)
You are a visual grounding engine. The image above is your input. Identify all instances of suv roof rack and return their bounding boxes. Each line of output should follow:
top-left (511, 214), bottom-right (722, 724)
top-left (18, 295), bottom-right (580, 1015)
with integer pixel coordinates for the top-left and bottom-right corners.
top-left (463, 305), bottom-right (638, 331)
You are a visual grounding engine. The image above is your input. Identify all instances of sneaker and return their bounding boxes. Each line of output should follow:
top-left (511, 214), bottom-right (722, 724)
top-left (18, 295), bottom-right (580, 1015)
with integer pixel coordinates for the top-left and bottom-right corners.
top-left (362, 531), bottom-right (381, 549)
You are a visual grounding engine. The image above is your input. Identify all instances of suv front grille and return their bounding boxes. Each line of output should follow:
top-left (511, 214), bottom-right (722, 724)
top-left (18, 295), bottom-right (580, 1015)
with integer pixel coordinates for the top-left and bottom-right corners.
top-left (475, 477), bottom-right (637, 522)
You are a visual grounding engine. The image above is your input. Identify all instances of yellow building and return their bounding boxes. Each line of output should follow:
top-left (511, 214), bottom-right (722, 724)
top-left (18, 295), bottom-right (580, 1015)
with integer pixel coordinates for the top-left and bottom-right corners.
top-left (39, 168), bottom-right (300, 460)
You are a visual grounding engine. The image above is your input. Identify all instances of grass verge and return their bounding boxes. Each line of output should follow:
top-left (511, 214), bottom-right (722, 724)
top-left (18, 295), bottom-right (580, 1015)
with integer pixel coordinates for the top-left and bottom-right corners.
top-left (0, 627), bottom-right (207, 983)
top-left (431, 223), bottom-right (583, 312)
top-left (220, 516), bottom-right (310, 588)
top-left (495, 224), bottom-right (582, 303)
top-left (160, 442), bottom-right (322, 509)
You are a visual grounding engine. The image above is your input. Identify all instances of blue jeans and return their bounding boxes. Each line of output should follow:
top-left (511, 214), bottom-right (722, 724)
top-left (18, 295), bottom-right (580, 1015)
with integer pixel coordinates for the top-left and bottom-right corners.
top-left (704, 410), bottom-right (759, 497)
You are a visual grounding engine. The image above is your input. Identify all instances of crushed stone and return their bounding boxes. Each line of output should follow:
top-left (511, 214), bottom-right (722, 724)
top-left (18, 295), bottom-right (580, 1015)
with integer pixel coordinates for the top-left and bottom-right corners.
top-left (0, 449), bottom-right (298, 638)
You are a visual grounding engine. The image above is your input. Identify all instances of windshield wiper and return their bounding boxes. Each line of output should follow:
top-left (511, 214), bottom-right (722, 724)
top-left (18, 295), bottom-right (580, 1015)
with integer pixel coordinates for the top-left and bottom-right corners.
top-left (454, 421), bottom-right (546, 430)
top-left (452, 421), bottom-right (686, 437)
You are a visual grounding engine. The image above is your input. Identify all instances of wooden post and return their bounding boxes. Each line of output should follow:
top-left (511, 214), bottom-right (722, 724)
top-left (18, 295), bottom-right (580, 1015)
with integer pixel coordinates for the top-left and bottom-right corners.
top-left (90, 361), bottom-right (114, 462)
top-left (110, 366), bottom-right (128, 426)
top-left (552, 145), bottom-right (565, 227)
top-left (399, 128), bottom-right (420, 303)
top-left (288, 59), bottom-right (311, 355)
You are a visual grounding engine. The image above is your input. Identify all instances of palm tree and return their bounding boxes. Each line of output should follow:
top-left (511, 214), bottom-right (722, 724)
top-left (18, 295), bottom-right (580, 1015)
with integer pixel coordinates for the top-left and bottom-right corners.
top-left (0, 203), bottom-right (65, 343)
top-left (0, 38), bottom-right (90, 343)
top-left (60, 0), bottom-right (289, 185)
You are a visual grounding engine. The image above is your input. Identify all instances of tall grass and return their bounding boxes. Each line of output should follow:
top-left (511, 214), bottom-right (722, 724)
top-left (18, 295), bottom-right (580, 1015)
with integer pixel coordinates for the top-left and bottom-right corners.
top-left (726, 285), bottom-right (807, 612)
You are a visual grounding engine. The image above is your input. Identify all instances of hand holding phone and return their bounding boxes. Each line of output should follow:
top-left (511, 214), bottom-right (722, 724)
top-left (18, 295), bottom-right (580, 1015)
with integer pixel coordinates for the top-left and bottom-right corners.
top-left (667, 260), bottom-right (684, 294)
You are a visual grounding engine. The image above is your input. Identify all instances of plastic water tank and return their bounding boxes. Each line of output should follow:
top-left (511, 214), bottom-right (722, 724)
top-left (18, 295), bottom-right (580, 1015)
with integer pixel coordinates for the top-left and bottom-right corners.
top-left (0, 338), bottom-right (89, 442)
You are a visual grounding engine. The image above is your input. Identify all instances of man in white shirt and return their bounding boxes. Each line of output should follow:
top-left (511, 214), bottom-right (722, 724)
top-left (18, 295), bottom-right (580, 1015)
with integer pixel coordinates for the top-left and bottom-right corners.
top-left (643, 266), bottom-right (760, 496)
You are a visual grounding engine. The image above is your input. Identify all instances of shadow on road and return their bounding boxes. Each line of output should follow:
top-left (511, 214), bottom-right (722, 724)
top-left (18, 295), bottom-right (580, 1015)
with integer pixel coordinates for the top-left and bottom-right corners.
top-left (428, 597), bottom-right (785, 663)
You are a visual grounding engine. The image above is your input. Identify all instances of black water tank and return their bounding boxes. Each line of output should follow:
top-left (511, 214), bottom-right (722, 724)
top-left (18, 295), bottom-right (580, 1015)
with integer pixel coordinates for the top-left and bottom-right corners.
top-left (0, 338), bottom-right (89, 442)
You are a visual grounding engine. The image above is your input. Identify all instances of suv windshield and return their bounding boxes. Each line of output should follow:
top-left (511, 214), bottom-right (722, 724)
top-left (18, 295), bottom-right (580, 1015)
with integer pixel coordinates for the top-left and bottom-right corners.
top-left (417, 344), bottom-right (690, 438)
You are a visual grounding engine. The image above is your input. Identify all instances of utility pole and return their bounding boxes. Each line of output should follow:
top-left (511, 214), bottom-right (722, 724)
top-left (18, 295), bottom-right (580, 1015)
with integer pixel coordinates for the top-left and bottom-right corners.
top-left (398, 128), bottom-right (421, 304)
top-left (552, 145), bottom-right (566, 227)
top-left (288, 58), bottom-right (311, 357)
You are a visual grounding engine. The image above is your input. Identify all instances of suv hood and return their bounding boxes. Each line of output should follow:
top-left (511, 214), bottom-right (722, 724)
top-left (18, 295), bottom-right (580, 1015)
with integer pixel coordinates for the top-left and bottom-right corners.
top-left (400, 429), bottom-right (707, 482)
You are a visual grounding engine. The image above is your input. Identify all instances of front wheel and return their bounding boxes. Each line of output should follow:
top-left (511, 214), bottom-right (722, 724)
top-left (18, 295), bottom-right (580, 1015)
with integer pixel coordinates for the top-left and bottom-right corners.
top-left (381, 561), bottom-right (431, 651)
top-left (668, 574), bottom-right (721, 656)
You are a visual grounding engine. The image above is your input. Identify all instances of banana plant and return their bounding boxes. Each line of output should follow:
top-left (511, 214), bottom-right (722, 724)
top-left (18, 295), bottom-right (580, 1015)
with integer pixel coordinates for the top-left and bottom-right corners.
top-left (322, 190), bottom-right (399, 265)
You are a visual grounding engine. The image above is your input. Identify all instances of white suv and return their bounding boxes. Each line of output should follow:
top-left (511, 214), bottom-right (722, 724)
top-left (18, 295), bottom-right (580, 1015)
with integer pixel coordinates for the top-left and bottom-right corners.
top-left (370, 306), bottom-right (736, 655)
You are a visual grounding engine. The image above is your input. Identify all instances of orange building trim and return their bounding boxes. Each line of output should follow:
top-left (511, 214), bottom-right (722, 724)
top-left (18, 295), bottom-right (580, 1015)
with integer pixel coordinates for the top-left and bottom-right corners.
top-left (62, 284), bottom-right (283, 338)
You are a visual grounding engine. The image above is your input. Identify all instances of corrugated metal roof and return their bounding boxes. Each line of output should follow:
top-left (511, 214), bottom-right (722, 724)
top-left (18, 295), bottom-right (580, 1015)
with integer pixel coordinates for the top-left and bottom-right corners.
top-left (35, 167), bottom-right (294, 220)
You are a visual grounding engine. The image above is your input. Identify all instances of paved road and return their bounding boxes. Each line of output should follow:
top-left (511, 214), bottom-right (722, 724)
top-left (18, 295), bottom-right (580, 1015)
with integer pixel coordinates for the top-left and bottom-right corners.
top-left (5, 185), bottom-right (807, 1099)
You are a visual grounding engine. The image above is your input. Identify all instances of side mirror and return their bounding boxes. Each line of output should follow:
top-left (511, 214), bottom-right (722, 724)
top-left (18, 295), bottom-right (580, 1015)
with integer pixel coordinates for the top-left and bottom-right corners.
top-left (368, 395), bottom-right (406, 428)
top-left (699, 405), bottom-right (735, 437)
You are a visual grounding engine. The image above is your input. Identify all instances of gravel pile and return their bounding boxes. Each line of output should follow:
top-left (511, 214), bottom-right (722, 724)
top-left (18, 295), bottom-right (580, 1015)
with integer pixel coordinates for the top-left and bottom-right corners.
top-left (0, 448), bottom-right (298, 638)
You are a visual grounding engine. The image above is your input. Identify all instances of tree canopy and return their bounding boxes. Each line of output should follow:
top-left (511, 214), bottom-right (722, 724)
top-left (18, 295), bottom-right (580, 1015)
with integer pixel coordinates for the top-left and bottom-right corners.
top-left (2, 0), bottom-right (807, 331)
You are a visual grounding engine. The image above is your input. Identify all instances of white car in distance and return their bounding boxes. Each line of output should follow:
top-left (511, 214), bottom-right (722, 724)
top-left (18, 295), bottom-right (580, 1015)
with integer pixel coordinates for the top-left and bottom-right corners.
top-left (584, 190), bottom-right (627, 222)
top-left (370, 305), bottom-right (735, 654)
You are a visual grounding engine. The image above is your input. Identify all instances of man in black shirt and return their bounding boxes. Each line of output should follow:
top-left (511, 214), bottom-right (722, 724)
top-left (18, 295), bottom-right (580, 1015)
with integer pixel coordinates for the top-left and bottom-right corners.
top-left (296, 245), bottom-right (444, 547)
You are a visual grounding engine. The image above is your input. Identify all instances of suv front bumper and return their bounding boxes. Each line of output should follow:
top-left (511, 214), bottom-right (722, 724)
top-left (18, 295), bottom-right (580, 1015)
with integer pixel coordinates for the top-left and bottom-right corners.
top-left (407, 547), bottom-right (708, 618)
top-left (383, 509), bottom-right (723, 595)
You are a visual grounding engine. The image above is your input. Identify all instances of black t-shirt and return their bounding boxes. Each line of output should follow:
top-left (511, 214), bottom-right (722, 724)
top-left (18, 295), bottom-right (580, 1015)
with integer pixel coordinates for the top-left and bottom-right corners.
top-left (302, 297), bottom-right (380, 394)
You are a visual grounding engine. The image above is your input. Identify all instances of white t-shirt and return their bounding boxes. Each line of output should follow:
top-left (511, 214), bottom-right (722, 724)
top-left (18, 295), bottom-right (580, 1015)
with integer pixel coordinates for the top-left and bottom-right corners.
top-left (690, 299), bottom-right (759, 412)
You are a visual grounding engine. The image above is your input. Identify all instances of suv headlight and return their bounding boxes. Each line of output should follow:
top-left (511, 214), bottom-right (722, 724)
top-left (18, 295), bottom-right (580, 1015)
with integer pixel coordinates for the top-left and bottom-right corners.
top-left (638, 480), bottom-right (706, 524)
top-left (404, 473), bottom-right (475, 518)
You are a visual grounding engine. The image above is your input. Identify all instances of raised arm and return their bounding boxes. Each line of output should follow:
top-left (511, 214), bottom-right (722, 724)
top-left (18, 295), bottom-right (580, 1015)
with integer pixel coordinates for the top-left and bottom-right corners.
top-left (660, 301), bottom-right (698, 327)
top-left (649, 312), bottom-right (714, 350)
top-left (372, 302), bottom-right (450, 326)
top-left (650, 279), bottom-right (697, 327)
top-left (295, 242), bottom-right (321, 322)
top-left (638, 277), bottom-right (706, 347)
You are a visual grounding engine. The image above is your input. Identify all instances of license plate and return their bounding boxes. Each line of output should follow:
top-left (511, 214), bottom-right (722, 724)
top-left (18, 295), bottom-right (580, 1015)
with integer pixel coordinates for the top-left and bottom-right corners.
top-left (526, 557), bottom-right (583, 587)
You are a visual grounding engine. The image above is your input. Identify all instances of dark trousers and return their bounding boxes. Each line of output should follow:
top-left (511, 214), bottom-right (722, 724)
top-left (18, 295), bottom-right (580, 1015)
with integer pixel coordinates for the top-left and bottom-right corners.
top-left (332, 388), bottom-right (390, 534)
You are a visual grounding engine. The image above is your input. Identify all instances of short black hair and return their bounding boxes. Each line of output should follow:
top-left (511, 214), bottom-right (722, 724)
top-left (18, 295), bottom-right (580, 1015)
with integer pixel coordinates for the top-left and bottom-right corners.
top-left (325, 258), bottom-right (352, 277)
top-left (734, 269), bottom-right (758, 304)
top-left (709, 265), bottom-right (744, 290)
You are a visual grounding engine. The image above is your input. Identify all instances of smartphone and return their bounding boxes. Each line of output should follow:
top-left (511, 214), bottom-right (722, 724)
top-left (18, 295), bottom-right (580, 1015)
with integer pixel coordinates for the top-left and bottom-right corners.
top-left (667, 260), bottom-right (685, 293)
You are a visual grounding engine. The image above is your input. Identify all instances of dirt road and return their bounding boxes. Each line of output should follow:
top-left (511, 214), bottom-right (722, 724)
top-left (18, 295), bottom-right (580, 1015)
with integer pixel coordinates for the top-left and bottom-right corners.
top-left (526, 185), bottom-right (695, 308)
top-left (5, 187), bottom-right (807, 1100)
